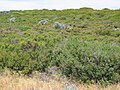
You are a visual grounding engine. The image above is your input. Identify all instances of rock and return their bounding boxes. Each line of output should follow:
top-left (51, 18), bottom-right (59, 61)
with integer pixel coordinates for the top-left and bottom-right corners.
top-left (115, 28), bottom-right (120, 31)
top-left (54, 22), bottom-right (67, 29)
top-left (38, 20), bottom-right (48, 25)
top-left (9, 17), bottom-right (16, 23)
top-left (65, 83), bottom-right (76, 90)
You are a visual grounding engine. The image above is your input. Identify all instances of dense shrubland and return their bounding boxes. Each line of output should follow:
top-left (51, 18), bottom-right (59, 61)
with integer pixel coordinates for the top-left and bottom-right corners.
top-left (0, 8), bottom-right (120, 84)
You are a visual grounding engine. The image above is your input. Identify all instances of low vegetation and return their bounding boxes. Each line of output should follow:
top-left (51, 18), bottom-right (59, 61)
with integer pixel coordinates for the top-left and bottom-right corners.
top-left (0, 8), bottom-right (120, 85)
top-left (0, 71), bottom-right (120, 90)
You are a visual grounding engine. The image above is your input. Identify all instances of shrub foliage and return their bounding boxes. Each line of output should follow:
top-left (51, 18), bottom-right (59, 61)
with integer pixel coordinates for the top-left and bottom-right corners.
top-left (0, 8), bottom-right (120, 84)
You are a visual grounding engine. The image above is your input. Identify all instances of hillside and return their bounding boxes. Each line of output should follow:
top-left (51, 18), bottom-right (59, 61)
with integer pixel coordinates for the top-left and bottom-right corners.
top-left (0, 8), bottom-right (120, 85)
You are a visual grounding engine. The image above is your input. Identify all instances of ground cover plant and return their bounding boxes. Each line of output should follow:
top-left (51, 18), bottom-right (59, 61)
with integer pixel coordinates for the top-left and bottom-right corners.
top-left (0, 8), bottom-right (120, 85)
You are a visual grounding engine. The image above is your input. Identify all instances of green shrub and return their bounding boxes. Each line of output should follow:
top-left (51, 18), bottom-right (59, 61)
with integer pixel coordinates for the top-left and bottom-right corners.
top-left (19, 26), bottom-right (31, 31)
top-left (0, 9), bottom-right (120, 85)
top-left (49, 38), bottom-right (120, 84)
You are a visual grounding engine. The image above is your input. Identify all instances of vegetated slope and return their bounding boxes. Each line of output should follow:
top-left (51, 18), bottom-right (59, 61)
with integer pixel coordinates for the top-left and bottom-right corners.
top-left (0, 8), bottom-right (120, 84)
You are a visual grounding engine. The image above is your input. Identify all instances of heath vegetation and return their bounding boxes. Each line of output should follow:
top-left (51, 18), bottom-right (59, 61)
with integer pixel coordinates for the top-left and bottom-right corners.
top-left (0, 8), bottom-right (120, 88)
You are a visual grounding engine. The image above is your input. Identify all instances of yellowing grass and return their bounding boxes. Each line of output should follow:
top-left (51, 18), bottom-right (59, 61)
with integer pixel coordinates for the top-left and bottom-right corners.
top-left (0, 72), bottom-right (120, 90)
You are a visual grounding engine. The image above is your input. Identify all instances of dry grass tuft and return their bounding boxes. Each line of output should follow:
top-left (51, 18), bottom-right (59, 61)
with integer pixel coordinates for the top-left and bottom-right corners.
top-left (0, 71), bottom-right (120, 90)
